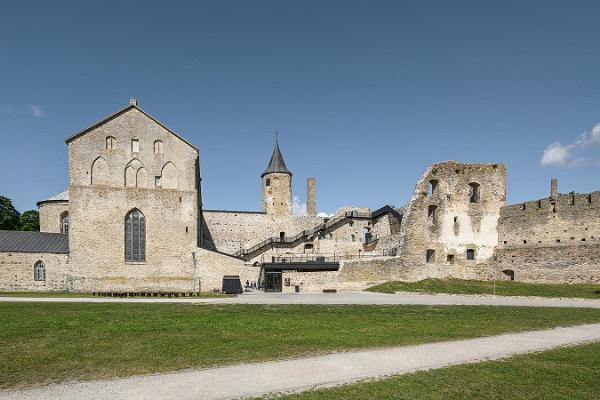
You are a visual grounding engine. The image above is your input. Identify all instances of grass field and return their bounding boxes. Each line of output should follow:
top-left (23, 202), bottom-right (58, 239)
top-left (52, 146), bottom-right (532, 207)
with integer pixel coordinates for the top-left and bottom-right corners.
top-left (2, 303), bottom-right (600, 388)
top-left (366, 279), bottom-right (600, 299)
top-left (258, 341), bottom-right (600, 399)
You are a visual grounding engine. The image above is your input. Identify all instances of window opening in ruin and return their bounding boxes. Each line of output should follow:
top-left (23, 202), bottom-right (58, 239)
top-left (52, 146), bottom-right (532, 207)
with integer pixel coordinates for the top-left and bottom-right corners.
top-left (33, 261), bottom-right (46, 281)
top-left (131, 138), bottom-right (140, 153)
top-left (466, 249), bottom-right (475, 260)
top-left (265, 178), bottom-right (270, 187)
top-left (304, 243), bottom-right (313, 253)
top-left (155, 176), bottom-right (161, 187)
top-left (60, 212), bottom-right (69, 235)
top-left (447, 194), bottom-right (451, 201)
top-left (523, 240), bottom-right (527, 244)
top-left (350, 234), bottom-right (355, 242)
top-left (125, 209), bottom-right (146, 262)
top-left (569, 195), bottom-right (575, 205)
top-left (428, 180), bottom-right (438, 197)
top-left (453, 216), bottom-right (458, 223)
top-left (503, 241), bottom-right (507, 244)
top-left (446, 254), bottom-right (455, 264)
top-left (426, 249), bottom-right (435, 263)
top-left (588, 194), bottom-right (592, 203)
top-left (556, 239), bottom-right (560, 243)
top-left (537, 200), bottom-right (542, 208)
top-left (428, 205), bottom-right (437, 224)
top-left (279, 232), bottom-right (285, 241)
top-left (521, 204), bottom-right (526, 210)
top-left (468, 182), bottom-right (480, 203)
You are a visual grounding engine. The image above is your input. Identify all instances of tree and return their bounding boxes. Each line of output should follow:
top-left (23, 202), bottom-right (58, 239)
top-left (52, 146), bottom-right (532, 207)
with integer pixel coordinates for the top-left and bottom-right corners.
top-left (19, 210), bottom-right (40, 231)
top-left (0, 196), bottom-right (20, 230)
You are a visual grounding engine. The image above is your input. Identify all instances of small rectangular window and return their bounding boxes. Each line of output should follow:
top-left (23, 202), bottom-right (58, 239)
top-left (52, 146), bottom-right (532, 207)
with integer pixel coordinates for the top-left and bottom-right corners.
top-left (426, 249), bottom-right (435, 263)
top-left (466, 249), bottom-right (475, 260)
top-left (132, 138), bottom-right (140, 153)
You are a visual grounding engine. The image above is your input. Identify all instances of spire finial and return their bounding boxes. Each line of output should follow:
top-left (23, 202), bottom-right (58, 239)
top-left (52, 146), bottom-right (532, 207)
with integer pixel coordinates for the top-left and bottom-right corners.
top-left (275, 129), bottom-right (279, 144)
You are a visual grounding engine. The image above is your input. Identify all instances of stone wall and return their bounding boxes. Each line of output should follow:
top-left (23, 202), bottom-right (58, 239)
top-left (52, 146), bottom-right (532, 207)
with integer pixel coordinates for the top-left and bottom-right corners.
top-left (39, 201), bottom-right (69, 233)
top-left (0, 252), bottom-right (70, 291)
top-left (197, 248), bottom-right (260, 292)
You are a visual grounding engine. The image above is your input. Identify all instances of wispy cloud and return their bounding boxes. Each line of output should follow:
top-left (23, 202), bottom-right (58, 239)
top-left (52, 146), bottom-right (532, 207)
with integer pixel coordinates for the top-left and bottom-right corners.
top-left (292, 196), bottom-right (307, 216)
top-left (28, 104), bottom-right (46, 118)
top-left (540, 123), bottom-right (600, 167)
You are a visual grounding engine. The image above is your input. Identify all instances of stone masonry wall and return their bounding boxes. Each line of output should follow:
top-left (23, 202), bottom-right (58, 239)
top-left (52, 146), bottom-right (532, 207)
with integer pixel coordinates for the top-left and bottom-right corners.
top-left (0, 252), bottom-right (70, 291)
top-left (39, 201), bottom-right (69, 233)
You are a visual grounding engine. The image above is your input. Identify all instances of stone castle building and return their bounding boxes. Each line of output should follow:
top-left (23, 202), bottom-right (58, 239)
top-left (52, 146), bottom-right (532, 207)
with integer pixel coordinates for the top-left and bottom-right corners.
top-left (1, 100), bottom-right (599, 293)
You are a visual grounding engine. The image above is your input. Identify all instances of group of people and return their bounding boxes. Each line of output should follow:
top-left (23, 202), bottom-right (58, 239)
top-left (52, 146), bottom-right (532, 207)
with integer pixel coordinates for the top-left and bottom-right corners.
top-left (245, 280), bottom-right (258, 290)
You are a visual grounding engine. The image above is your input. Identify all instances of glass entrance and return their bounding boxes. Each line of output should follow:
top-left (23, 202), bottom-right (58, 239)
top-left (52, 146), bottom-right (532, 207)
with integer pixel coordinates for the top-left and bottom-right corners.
top-left (265, 272), bottom-right (282, 292)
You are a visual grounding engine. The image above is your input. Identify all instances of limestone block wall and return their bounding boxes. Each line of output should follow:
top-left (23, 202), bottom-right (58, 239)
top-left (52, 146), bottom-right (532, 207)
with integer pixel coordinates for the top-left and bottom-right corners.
top-left (197, 248), bottom-right (260, 291)
top-left (262, 173), bottom-right (292, 216)
top-left (0, 252), bottom-right (70, 291)
top-left (38, 202), bottom-right (69, 233)
top-left (494, 244), bottom-right (600, 283)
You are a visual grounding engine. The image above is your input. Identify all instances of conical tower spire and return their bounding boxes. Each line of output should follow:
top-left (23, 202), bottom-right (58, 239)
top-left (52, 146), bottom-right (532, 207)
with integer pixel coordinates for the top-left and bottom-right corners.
top-left (262, 130), bottom-right (292, 177)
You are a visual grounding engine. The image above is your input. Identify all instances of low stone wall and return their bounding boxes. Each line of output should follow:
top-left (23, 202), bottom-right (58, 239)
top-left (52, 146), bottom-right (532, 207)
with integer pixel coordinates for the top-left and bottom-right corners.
top-left (197, 248), bottom-right (261, 292)
top-left (0, 252), bottom-right (70, 291)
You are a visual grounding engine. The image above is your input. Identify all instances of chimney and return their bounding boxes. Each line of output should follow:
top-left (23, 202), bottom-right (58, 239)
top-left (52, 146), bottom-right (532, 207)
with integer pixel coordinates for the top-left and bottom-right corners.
top-left (307, 178), bottom-right (316, 217)
top-left (129, 98), bottom-right (137, 106)
top-left (550, 178), bottom-right (558, 198)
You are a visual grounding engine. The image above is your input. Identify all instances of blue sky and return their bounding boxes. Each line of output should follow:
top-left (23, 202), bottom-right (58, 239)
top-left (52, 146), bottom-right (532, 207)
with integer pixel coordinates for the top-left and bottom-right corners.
top-left (1, 1), bottom-right (600, 214)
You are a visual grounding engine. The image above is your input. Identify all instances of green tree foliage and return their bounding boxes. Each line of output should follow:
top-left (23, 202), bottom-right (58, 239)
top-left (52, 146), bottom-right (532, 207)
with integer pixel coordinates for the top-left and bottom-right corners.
top-left (19, 210), bottom-right (40, 231)
top-left (0, 196), bottom-right (20, 230)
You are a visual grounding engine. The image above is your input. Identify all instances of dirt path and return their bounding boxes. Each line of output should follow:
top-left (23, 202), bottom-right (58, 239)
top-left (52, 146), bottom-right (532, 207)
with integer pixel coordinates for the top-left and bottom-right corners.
top-left (4, 323), bottom-right (600, 400)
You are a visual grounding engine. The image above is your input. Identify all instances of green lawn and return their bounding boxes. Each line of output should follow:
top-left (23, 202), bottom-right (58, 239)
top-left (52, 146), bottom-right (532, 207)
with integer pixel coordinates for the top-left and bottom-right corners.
top-left (367, 278), bottom-right (600, 299)
top-left (258, 341), bottom-right (600, 400)
top-left (2, 303), bottom-right (600, 388)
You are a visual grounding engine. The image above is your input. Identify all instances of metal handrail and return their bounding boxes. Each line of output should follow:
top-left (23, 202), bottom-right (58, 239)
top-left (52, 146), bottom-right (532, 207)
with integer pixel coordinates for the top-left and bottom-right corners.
top-left (234, 206), bottom-right (401, 258)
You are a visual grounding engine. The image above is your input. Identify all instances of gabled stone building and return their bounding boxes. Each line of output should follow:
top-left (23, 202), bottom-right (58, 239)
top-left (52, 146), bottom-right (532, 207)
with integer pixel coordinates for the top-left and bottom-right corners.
top-left (1, 100), bottom-right (599, 293)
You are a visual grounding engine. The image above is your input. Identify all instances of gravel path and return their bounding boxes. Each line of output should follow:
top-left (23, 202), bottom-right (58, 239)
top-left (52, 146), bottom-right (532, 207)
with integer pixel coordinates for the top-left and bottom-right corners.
top-left (3, 323), bottom-right (600, 400)
top-left (2, 291), bottom-right (600, 308)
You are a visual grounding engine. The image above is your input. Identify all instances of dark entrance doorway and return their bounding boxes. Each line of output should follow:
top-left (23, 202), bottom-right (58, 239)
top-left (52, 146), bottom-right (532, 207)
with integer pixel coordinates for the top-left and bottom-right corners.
top-left (265, 271), bottom-right (282, 292)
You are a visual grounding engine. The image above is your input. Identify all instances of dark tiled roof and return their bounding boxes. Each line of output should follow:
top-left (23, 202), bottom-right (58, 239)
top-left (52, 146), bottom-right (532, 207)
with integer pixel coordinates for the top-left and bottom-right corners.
top-left (262, 140), bottom-right (292, 177)
top-left (0, 231), bottom-right (69, 254)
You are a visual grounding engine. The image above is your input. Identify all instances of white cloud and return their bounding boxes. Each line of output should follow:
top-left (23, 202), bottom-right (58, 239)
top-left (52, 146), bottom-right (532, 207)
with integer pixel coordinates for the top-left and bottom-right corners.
top-left (540, 123), bottom-right (600, 167)
top-left (317, 211), bottom-right (334, 218)
top-left (28, 104), bottom-right (46, 118)
top-left (292, 196), bottom-right (307, 216)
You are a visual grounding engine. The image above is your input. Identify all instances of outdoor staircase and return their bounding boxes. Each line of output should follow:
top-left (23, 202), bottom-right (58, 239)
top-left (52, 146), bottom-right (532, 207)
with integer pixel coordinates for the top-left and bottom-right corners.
top-left (233, 205), bottom-right (402, 260)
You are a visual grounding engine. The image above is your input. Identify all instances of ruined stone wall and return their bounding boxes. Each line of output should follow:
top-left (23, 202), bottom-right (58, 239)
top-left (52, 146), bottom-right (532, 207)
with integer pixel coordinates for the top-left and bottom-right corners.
top-left (38, 201), bottom-right (69, 233)
top-left (67, 107), bottom-right (200, 292)
top-left (494, 190), bottom-right (600, 283)
top-left (398, 161), bottom-right (506, 269)
top-left (0, 252), bottom-right (70, 291)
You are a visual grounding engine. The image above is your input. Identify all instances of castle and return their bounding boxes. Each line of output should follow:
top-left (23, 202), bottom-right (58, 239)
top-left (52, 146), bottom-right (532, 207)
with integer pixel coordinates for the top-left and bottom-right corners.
top-left (1, 100), bottom-right (599, 293)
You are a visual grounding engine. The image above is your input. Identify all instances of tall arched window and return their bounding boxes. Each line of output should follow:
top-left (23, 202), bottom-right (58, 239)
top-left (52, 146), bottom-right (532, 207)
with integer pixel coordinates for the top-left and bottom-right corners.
top-left (125, 209), bottom-right (146, 262)
top-left (154, 140), bottom-right (164, 154)
top-left (34, 261), bottom-right (46, 281)
top-left (106, 136), bottom-right (116, 150)
top-left (60, 212), bottom-right (69, 234)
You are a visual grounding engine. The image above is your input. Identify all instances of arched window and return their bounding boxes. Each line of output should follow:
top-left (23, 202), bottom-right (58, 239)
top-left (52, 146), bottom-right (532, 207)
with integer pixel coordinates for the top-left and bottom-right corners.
top-left (154, 140), bottom-right (164, 154)
top-left (468, 182), bottom-right (480, 203)
top-left (125, 209), bottom-right (146, 262)
top-left (60, 212), bottom-right (69, 234)
top-left (34, 261), bottom-right (46, 281)
top-left (428, 179), bottom-right (438, 198)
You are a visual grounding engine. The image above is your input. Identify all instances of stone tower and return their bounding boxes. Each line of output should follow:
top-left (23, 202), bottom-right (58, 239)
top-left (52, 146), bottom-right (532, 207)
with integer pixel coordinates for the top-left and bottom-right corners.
top-left (307, 177), bottom-right (316, 217)
top-left (262, 134), bottom-right (292, 216)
